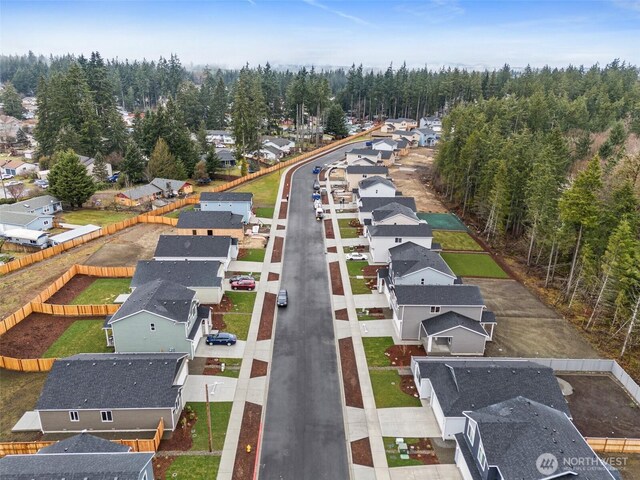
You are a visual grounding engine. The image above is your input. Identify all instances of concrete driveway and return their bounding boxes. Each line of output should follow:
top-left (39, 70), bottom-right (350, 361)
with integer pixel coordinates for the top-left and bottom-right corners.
top-left (183, 375), bottom-right (237, 402)
top-left (195, 338), bottom-right (246, 358)
top-left (377, 406), bottom-right (441, 438)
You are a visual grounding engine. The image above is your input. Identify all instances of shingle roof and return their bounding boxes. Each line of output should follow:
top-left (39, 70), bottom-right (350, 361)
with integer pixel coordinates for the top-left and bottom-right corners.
top-left (396, 139), bottom-right (409, 148)
top-left (386, 117), bottom-right (414, 123)
top-left (371, 202), bottom-right (418, 223)
top-left (465, 397), bottom-right (615, 479)
top-left (120, 183), bottom-right (161, 200)
top-left (379, 150), bottom-right (393, 160)
top-left (415, 360), bottom-right (570, 417)
top-left (177, 211), bottom-right (244, 229)
top-left (154, 235), bottom-right (234, 259)
top-left (347, 148), bottom-right (380, 156)
top-left (108, 278), bottom-right (195, 324)
top-left (36, 353), bottom-right (186, 410)
top-left (358, 176), bottom-right (395, 191)
top-left (263, 137), bottom-right (292, 147)
top-left (262, 145), bottom-right (283, 156)
top-left (150, 178), bottom-right (191, 192)
top-left (392, 284), bottom-right (484, 306)
top-left (0, 210), bottom-right (50, 226)
top-left (200, 192), bottom-right (253, 202)
top-left (368, 223), bottom-right (432, 238)
top-left (359, 196), bottom-right (416, 213)
top-left (394, 130), bottom-right (418, 137)
top-left (415, 127), bottom-right (436, 136)
top-left (78, 155), bottom-right (95, 167)
top-left (131, 260), bottom-right (222, 289)
top-left (372, 139), bottom-right (397, 147)
top-left (1, 195), bottom-right (60, 212)
top-left (0, 452), bottom-right (154, 480)
top-left (39, 433), bottom-right (130, 454)
top-left (421, 311), bottom-right (489, 336)
top-left (389, 242), bottom-right (454, 278)
top-left (346, 165), bottom-right (389, 175)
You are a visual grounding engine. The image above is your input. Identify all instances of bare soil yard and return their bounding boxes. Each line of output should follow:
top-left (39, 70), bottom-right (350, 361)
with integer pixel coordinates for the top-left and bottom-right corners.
top-left (351, 437), bottom-right (374, 467)
top-left (250, 359), bottom-right (268, 378)
top-left (270, 237), bottom-right (283, 263)
top-left (338, 337), bottom-right (364, 408)
top-left (45, 275), bottom-right (95, 304)
top-left (232, 402), bottom-right (261, 480)
top-left (390, 149), bottom-right (447, 213)
top-left (257, 292), bottom-right (276, 341)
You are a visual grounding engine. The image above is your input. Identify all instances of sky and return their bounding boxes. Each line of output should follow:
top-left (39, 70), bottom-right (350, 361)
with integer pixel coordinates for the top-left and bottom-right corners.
top-left (1, 0), bottom-right (639, 70)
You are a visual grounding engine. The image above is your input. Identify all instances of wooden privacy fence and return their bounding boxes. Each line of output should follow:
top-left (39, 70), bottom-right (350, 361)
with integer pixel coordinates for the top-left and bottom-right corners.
top-left (0, 418), bottom-right (165, 457)
top-left (0, 357), bottom-right (56, 372)
top-left (0, 127), bottom-right (377, 276)
top-left (586, 437), bottom-right (640, 453)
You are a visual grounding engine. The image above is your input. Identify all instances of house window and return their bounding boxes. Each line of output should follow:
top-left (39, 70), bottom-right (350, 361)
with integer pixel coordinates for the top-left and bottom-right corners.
top-left (100, 411), bottom-right (113, 422)
top-left (430, 306), bottom-right (441, 313)
top-left (192, 230), bottom-right (197, 236)
top-left (150, 323), bottom-right (156, 331)
top-left (207, 230), bottom-right (213, 236)
top-left (43, 220), bottom-right (50, 225)
top-left (467, 419), bottom-right (476, 445)
top-left (142, 472), bottom-right (148, 480)
top-left (69, 411), bottom-right (79, 422)
top-left (394, 238), bottom-right (402, 243)
top-left (477, 442), bottom-right (487, 469)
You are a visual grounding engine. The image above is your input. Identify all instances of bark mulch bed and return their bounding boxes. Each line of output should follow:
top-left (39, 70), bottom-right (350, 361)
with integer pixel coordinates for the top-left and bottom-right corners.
top-left (158, 408), bottom-right (196, 451)
top-left (329, 262), bottom-right (344, 295)
top-left (362, 265), bottom-right (383, 277)
top-left (351, 437), bottom-right (374, 467)
top-left (152, 455), bottom-right (177, 479)
top-left (267, 272), bottom-right (280, 281)
top-left (390, 438), bottom-right (440, 465)
top-left (399, 374), bottom-right (420, 399)
top-left (45, 275), bottom-right (96, 304)
top-left (385, 344), bottom-right (427, 367)
top-left (205, 357), bottom-right (239, 376)
top-left (257, 292), bottom-right (276, 341)
top-left (281, 169), bottom-right (293, 199)
top-left (232, 402), bottom-right (262, 480)
top-left (319, 169), bottom-right (327, 181)
top-left (324, 219), bottom-right (335, 239)
top-left (211, 313), bottom-right (227, 331)
top-left (0, 313), bottom-right (103, 358)
top-left (278, 201), bottom-right (288, 220)
top-left (335, 308), bottom-right (349, 321)
top-left (321, 193), bottom-right (329, 205)
top-left (338, 337), bottom-right (364, 408)
top-left (271, 236), bottom-right (283, 263)
top-left (276, 224), bottom-right (286, 230)
top-left (327, 246), bottom-right (337, 253)
top-left (208, 296), bottom-right (233, 314)
top-left (250, 359), bottom-right (268, 378)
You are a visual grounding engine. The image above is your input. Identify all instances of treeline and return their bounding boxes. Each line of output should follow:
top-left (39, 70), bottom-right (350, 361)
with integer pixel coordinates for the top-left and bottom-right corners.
top-left (434, 60), bottom-right (640, 361)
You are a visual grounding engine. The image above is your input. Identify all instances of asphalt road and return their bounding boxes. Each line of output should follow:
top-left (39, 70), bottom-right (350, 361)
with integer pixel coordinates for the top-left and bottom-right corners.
top-left (259, 143), bottom-right (362, 479)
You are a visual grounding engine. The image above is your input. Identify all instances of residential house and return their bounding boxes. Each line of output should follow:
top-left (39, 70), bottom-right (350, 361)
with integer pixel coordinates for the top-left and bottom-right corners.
top-left (115, 184), bottom-right (162, 207)
top-left (258, 145), bottom-right (285, 162)
top-left (366, 222), bottom-right (433, 263)
top-left (50, 224), bottom-right (101, 245)
top-left (35, 352), bottom-right (189, 433)
top-left (263, 136), bottom-right (295, 154)
top-left (0, 195), bottom-right (61, 234)
top-left (149, 178), bottom-right (194, 197)
top-left (392, 130), bottom-right (420, 147)
top-left (357, 196), bottom-right (417, 224)
top-left (206, 130), bottom-right (234, 145)
top-left (131, 260), bottom-right (224, 304)
top-left (0, 433), bottom-right (155, 480)
top-left (381, 118), bottom-right (418, 133)
top-left (455, 396), bottom-right (616, 480)
top-left (420, 116), bottom-right (442, 133)
top-left (368, 202), bottom-right (420, 226)
top-left (199, 192), bottom-right (253, 223)
top-left (379, 150), bottom-right (395, 166)
top-left (410, 359), bottom-right (570, 440)
top-left (176, 211), bottom-right (245, 239)
top-left (3, 194), bottom-right (62, 216)
top-left (395, 139), bottom-right (410, 156)
top-left (414, 127), bottom-right (438, 147)
top-left (350, 157), bottom-right (378, 167)
top-left (154, 235), bottom-right (238, 269)
top-left (345, 148), bottom-right (382, 165)
top-left (357, 176), bottom-right (396, 198)
top-left (1, 228), bottom-right (50, 248)
top-left (216, 148), bottom-right (237, 168)
top-left (0, 158), bottom-right (38, 177)
top-left (345, 165), bottom-right (389, 190)
top-left (371, 138), bottom-right (397, 152)
top-left (79, 155), bottom-right (113, 179)
top-left (104, 279), bottom-right (211, 358)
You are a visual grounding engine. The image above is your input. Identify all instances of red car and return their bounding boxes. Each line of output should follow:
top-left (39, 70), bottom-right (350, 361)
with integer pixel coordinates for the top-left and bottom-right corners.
top-left (231, 278), bottom-right (256, 291)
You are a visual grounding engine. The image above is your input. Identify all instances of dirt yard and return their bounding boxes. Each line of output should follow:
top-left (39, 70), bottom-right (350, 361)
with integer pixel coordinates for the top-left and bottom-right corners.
top-left (469, 278), bottom-right (599, 359)
top-left (390, 148), bottom-right (448, 213)
top-left (557, 374), bottom-right (640, 438)
top-left (232, 402), bottom-right (261, 480)
top-left (45, 275), bottom-right (95, 304)
top-left (351, 437), bottom-right (374, 467)
top-left (257, 292), bottom-right (275, 341)
top-left (338, 337), bottom-right (364, 408)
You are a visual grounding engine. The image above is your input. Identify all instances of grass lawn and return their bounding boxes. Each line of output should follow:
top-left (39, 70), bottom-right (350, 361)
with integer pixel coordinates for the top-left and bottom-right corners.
top-left (433, 230), bottom-right (483, 251)
top-left (59, 209), bottom-right (136, 226)
top-left (362, 337), bottom-right (395, 367)
top-left (43, 320), bottom-right (112, 358)
top-left (222, 313), bottom-right (252, 340)
top-left (254, 206), bottom-right (275, 218)
top-left (239, 248), bottom-right (266, 262)
top-left (0, 370), bottom-right (48, 441)
top-left (350, 277), bottom-right (373, 295)
top-left (357, 308), bottom-right (387, 321)
top-left (70, 278), bottom-right (131, 304)
top-left (440, 252), bottom-right (509, 278)
top-left (369, 370), bottom-right (421, 408)
top-left (383, 437), bottom-right (427, 468)
top-left (345, 260), bottom-right (368, 277)
top-left (165, 455), bottom-right (221, 478)
top-left (165, 205), bottom-right (194, 219)
top-left (224, 292), bottom-right (256, 313)
top-left (233, 169), bottom-right (282, 209)
top-left (214, 358), bottom-right (242, 378)
top-left (338, 218), bottom-right (359, 239)
top-left (186, 402), bottom-right (233, 451)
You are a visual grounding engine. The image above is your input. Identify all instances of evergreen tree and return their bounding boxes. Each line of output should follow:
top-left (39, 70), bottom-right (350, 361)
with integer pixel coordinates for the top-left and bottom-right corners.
top-left (147, 138), bottom-right (186, 180)
top-left (194, 159), bottom-right (208, 180)
top-left (92, 152), bottom-right (109, 183)
top-left (196, 121), bottom-right (208, 153)
top-left (231, 67), bottom-right (265, 159)
top-left (325, 103), bottom-right (348, 137)
top-left (0, 82), bottom-right (24, 119)
top-left (205, 147), bottom-right (221, 179)
top-left (209, 71), bottom-right (228, 129)
top-left (47, 149), bottom-right (97, 208)
top-left (121, 142), bottom-right (146, 183)
top-left (15, 128), bottom-right (28, 145)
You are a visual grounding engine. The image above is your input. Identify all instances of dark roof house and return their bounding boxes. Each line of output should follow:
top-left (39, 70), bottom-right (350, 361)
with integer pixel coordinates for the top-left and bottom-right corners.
top-left (200, 192), bottom-right (253, 202)
top-left (346, 165), bottom-right (389, 175)
top-left (154, 235), bottom-right (237, 260)
top-left (359, 196), bottom-right (417, 213)
top-left (38, 432), bottom-right (131, 454)
top-left (371, 202), bottom-right (419, 223)
top-left (176, 211), bottom-right (244, 229)
top-left (131, 260), bottom-right (223, 289)
top-left (389, 242), bottom-right (454, 278)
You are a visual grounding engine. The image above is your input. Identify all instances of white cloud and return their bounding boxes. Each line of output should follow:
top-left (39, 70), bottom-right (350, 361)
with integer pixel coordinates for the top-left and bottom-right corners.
top-left (302, 0), bottom-right (371, 25)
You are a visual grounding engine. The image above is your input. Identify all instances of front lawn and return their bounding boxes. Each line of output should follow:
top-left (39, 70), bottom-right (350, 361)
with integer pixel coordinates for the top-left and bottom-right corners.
top-left (70, 278), bottom-right (131, 304)
top-left (440, 253), bottom-right (509, 278)
top-left (224, 292), bottom-right (257, 313)
top-left (338, 218), bottom-right (359, 239)
top-left (43, 320), bottom-right (112, 358)
top-left (222, 313), bottom-right (252, 340)
top-left (233, 169), bottom-right (282, 209)
top-left (238, 248), bottom-right (266, 262)
top-left (383, 437), bottom-right (429, 468)
top-left (350, 277), bottom-right (373, 295)
top-left (214, 358), bottom-right (242, 378)
top-left (369, 370), bottom-right (421, 408)
top-left (58, 209), bottom-right (137, 226)
top-left (165, 455), bottom-right (221, 479)
top-left (362, 337), bottom-right (395, 367)
top-left (186, 402), bottom-right (233, 452)
top-left (433, 231), bottom-right (483, 251)
top-left (345, 260), bottom-right (368, 277)
top-left (254, 206), bottom-right (275, 218)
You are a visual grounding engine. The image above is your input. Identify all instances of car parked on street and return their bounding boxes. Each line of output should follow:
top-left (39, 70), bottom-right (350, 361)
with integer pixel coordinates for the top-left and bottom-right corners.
top-left (277, 289), bottom-right (288, 307)
top-left (231, 278), bottom-right (256, 290)
top-left (313, 180), bottom-right (320, 191)
top-left (346, 252), bottom-right (368, 261)
top-left (229, 274), bottom-right (254, 283)
top-left (312, 165), bottom-right (321, 174)
top-left (205, 332), bottom-right (237, 346)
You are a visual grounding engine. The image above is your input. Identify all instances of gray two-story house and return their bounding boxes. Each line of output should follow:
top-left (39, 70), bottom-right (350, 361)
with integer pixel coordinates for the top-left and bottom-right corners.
top-left (35, 352), bottom-right (188, 434)
top-left (154, 234), bottom-right (238, 270)
top-left (105, 279), bottom-right (211, 358)
top-left (0, 195), bottom-right (62, 234)
top-left (199, 192), bottom-right (253, 223)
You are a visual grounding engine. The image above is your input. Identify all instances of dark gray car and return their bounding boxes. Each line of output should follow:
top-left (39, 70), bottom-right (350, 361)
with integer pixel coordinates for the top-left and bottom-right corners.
top-left (277, 289), bottom-right (288, 307)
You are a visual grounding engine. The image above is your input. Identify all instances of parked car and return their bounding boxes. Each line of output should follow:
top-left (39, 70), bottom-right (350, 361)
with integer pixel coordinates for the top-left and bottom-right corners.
top-left (311, 192), bottom-right (321, 201)
top-left (5, 181), bottom-right (22, 186)
top-left (231, 278), bottom-right (256, 291)
top-left (313, 180), bottom-right (320, 191)
top-left (107, 172), bottom-right (120, 183)
top-left (312, 165), bottom-right (321, 174)
top-left (277, 289), bottom-right (288, 307)
top-left (37, 182), bottom-right (49, 189)
top-left (1, 174), bottom-right (14, 180)
top-left (346, 252), bottom-right (368, 261)
top-left (34, 179), bottom-right (48, 185)
top-left (205, 332), bottom-right (237, 346)
top-left (229, 274), bottom-right (254, 283)
top-left (197, 177), bottom-right (211, 185)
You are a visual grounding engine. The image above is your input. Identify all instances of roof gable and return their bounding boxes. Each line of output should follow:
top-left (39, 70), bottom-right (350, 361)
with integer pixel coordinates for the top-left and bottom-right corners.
top-left (154, 234), bottom-right (233, 258)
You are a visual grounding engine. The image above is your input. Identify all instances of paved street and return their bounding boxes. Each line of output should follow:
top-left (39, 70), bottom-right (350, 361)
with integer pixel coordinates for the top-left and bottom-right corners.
top-left (259, 145), bottom-right (361, 479)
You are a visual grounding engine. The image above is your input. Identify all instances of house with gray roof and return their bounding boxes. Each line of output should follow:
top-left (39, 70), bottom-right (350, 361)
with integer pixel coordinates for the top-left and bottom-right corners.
top-left (455, 396), bottom-right (617, 480)
top-left (39, 431), bottom-right (133, 454)
top-left (35, 352), bottom-right (188, 433)
top-left (365, 220), bottom-right (433, 263)
top-left (371, 138), bottom-right (398, 152)
top-left (357, 196), bottom-right (416, 224)
top-left (79, 154), bottom-right (113, 179)
top-left (345, 165), bottom-right (389, 190)
top-left (215, 148), bottom-right (237, 168)
top-left (381, 118), bottom-right (418, 133)
top-left (199, 192), bottom-right (253, 223)
top-left (149, 178), bottom-right (193, 197)
top-left (0, 195), bottom-right (61, 234)
top-left (104, 279), bottom-right (211, 358)
top-left (176, 211), bottom-right (244, 239)
top-left (410, 359), bottom-right (569, 440)
top-left (357, 176), bottom-right (396, 198)
top-left (262, 136), bottom-right (295, 154)
top-left (154, 234), bottom-right (238, 268)
top-left (116, 183), bottom-right (162, 205)
top-left (413, 127), bottom-right (439, 146)
top-left (131, 260), bottom-right (224, 304)
top-left (369, 202), bottom-right (419, 226)
top-left (346, 148), bottom-right (382, 165)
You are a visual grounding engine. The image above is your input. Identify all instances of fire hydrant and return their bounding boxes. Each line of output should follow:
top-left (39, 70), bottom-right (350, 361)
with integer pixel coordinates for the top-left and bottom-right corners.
top-left (246, 444), bottom-right (252, 453)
